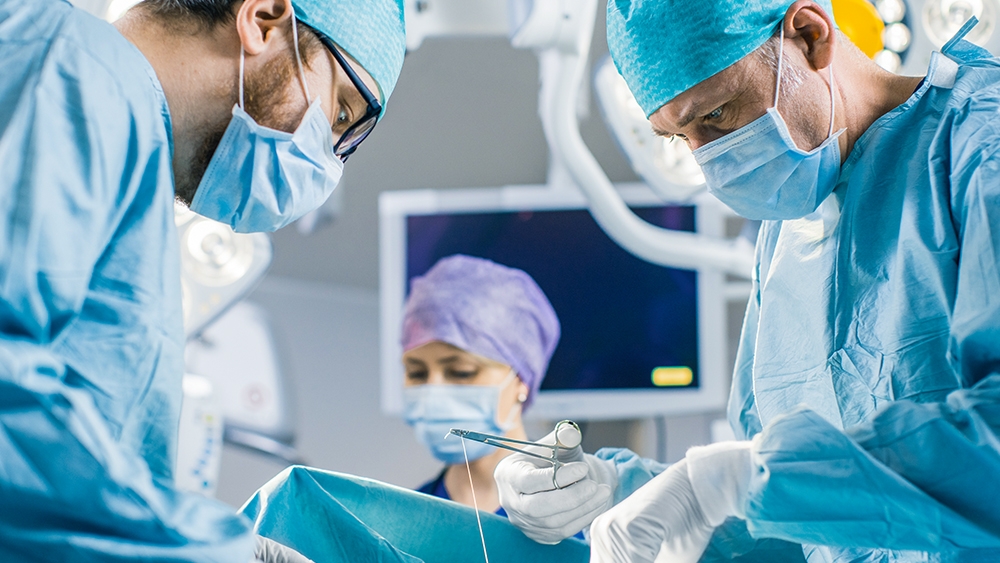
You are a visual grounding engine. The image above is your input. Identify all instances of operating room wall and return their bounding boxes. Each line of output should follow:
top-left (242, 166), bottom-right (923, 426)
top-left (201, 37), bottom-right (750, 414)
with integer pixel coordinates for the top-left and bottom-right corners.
top-left (213, 277), bottom-right (443, 507)
top-left (212, 4), bottom-right (741, 507)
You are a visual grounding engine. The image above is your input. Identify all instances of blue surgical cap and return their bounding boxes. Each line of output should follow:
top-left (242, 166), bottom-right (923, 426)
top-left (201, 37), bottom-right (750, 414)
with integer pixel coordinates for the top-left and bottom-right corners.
top-left (607, 0), bottom-right (835, 117)
top-left (401, 255), bottom-right (561, 409)
top-left (294, 0), bottom-right (406, 112)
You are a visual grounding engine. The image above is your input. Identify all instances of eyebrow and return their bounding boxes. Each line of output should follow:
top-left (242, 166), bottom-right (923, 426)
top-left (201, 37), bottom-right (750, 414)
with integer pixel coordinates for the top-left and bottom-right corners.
top-left (651, 102), bottom-right (703, 138)
top-left (437, 356), bottom-right (467, 364)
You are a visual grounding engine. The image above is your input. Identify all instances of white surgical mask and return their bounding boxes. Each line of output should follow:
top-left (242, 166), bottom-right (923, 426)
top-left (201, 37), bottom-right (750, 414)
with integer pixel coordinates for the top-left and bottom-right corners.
top-left (190, 9), bottom-right (343, 233)
top-left (403, 370), bottom-right (521, 465)
top-left (693, 27), bottom-right (844, 221)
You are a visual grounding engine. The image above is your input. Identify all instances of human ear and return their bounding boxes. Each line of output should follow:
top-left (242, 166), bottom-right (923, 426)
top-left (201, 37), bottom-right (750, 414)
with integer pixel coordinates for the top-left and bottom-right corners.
top-left (234, 0), bottom-right (294, 56)
top-left (783, 0), bottom-right (837, 70)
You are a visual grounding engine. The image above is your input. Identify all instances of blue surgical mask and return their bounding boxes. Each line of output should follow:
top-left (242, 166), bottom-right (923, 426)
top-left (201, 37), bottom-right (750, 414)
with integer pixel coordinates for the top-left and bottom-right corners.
top-left (693, 28), bottom-right (844, 221)
top-left (190, 11), bottom-right (343, 233)
top-left (403, 370), bottom-right (521, 465)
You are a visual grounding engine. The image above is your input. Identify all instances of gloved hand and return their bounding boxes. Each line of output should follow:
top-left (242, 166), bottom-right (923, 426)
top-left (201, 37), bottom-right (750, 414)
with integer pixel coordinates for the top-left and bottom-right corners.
top-left (252, 535), bottom-right (314, 563)
top-left (495, 426), bottom-right (617, 544)
top-left (589, 441), bottom-right (753, 563)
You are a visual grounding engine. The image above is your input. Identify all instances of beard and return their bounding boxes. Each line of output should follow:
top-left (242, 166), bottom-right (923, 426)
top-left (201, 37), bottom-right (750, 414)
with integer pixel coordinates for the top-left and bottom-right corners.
top-left (175, 53), bottom-right (303, 206)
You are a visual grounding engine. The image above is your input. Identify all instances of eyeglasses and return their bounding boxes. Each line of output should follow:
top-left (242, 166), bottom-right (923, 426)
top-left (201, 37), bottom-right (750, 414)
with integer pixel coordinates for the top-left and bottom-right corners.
top-left (314, 33), bottom-right (382, 161)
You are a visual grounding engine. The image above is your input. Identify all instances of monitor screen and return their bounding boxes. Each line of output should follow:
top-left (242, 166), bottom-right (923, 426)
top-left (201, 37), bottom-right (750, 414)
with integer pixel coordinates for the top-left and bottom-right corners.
top-left (406, 207), bottom-right (700, 393)
top-left (380, 184), bottom-right (730, 420)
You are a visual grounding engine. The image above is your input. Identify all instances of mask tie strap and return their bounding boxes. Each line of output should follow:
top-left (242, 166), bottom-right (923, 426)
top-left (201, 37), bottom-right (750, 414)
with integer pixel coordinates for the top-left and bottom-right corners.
top-left (239, 47), bottom-right (246, 109)
top-left (775, 24), bottom-right (837, 139)
top-left (827, 64), bottom-right (836, 137)
top-left (774, 25), bottom-right (785, 108)
top-left (289, 8), bottom-right (312, 102)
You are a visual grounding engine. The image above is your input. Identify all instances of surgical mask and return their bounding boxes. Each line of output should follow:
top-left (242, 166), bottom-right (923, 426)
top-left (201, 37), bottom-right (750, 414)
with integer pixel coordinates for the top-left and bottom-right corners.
top-left (403, 370), bottom-right (521, 465)
top-left (190, 11), bottom-right (343, 233)
top-left (693, 28), bottom-right (845, 221)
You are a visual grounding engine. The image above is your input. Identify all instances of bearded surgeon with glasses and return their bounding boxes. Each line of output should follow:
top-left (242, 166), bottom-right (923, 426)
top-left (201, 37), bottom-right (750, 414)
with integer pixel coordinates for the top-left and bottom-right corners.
top-left (0, 0), bottom-right (404, 561)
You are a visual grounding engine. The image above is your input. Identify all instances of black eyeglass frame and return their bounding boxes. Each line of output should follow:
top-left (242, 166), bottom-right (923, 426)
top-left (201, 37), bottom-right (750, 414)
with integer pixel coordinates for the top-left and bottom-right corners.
top-left (313, 32), bottom-right (382, 161)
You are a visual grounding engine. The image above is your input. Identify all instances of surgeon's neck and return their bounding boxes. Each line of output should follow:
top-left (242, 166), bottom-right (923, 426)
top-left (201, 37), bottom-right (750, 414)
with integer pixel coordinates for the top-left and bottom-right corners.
top-left (444, 426), bottom-right (528, 512)
top-left (832, 44), bottom-right (924, 162)
top-left (114, 9), bottom-right (239, 196)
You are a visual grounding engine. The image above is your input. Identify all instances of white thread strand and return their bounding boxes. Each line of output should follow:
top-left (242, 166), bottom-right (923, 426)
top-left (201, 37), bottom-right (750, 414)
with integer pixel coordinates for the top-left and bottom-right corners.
top-left (462, 439), bottom-right (490, 563)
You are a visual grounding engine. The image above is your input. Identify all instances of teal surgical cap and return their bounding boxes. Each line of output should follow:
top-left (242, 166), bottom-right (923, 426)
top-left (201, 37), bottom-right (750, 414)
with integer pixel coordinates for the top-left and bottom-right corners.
top-left (294, 0), bottom-right (406, 111)
top-left (607, 0), bottom-right (834, 117)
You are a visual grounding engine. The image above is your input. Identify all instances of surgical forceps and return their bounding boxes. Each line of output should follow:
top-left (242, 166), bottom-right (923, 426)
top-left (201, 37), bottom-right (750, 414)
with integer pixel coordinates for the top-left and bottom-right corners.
top-left (449, 420), bottom-right (582, 489)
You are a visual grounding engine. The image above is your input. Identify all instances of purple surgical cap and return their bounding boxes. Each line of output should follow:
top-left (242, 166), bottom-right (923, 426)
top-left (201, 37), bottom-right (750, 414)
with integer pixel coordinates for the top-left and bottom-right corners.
top-left (401, 255), bottom-right (561, 409)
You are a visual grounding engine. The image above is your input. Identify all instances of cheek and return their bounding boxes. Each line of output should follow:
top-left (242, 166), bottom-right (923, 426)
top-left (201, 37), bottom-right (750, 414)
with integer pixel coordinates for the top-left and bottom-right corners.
top-left (304, 61), bottom-right (335, 119)
top-left (781, 80), bottom-right (833, 150)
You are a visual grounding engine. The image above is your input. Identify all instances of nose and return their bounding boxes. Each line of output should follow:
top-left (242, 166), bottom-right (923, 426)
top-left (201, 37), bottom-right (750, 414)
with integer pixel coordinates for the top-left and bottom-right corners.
top-left (685, 136), bottom-right (710, 151)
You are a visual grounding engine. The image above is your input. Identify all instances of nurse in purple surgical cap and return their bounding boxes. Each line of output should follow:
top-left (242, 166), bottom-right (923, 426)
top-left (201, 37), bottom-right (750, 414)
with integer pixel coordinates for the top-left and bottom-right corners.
top-left (400, 254), bottom-right (560, 518)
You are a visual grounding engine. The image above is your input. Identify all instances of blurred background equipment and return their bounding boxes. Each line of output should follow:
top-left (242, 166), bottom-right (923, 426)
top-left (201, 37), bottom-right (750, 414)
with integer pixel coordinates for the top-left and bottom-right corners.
top-left (174, 204), bottom-right (304, 495)
top-left (175, 204), bottom-right (273, 340)
top-left (175, 374), bottom-right (224, 496)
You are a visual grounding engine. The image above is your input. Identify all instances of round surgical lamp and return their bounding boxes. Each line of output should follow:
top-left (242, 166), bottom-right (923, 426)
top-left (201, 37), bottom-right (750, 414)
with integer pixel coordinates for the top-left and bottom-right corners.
top-left (832, 0), bottom-right (914, 72)
top-left (593, 56), bottom-right (705, 203)
top-left (837, 0), bottom-right (888, 56)
top-left (175, 204), bottom-right (272, 339)
top-left (923, 0), bottom-right (996, 46)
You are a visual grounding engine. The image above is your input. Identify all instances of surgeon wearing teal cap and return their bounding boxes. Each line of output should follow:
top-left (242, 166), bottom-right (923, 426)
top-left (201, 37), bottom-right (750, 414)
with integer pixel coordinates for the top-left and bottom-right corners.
top-left (495, 1), bottom-right (1000, 562)
top-left (0, 0), bottom-right (403, 561)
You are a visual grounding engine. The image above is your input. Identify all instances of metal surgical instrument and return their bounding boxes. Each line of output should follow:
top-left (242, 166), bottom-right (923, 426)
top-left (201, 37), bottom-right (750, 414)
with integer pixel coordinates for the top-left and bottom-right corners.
top-left (448, 420), bottom-right (583, 488)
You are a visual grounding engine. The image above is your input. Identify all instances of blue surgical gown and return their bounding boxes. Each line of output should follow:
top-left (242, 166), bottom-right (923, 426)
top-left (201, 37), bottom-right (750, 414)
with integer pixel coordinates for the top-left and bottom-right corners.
top-left (0, 0), bottom-right (253, 559)
top-left (602, 30), bottom-right (1000, 563)
top-left (418, 469), bottom-right (509, 517)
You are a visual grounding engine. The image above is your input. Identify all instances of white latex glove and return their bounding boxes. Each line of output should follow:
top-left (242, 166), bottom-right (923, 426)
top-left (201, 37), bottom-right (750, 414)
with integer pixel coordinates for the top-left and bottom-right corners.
top-left (252, 535), bottom-right (314, 563)
top-left (495, 426), bottom-right (618, 544)
top-left (589, 441), bottom-right (753, 563)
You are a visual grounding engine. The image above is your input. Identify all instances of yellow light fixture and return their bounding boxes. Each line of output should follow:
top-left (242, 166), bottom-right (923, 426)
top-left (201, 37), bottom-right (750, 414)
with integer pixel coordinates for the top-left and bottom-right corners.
top-left (833, 0), bottom-right (887, 57)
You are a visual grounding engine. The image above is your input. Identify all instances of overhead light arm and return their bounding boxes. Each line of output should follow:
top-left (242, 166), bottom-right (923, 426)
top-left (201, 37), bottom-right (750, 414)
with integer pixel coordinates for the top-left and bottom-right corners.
top-left (511, 0), bottom-right (756, 277)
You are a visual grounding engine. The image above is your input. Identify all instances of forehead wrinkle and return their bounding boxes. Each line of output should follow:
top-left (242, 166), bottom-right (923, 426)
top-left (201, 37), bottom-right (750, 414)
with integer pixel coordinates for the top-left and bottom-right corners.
top-left (676, 106), bottom-right (701, 129)
top-left (653, 98), bottom-right (703, 136)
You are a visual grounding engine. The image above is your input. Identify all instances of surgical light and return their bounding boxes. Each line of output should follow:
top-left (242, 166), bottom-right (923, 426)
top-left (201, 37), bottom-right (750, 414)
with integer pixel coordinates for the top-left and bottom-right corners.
top-left (593, 56), bottom-right (705, 203)
top-left (923, 0), bottom-right (997, 46)
top-left (175, 204), bottom-right (272, 339)
top-left (884, 21), bottom-right (914, 50)
top-left (876, 0), bottom-right (908, 22)
top-left (830, 0), bottom-right (913, 73)
top-left (874, 49), bottom-right (905, 69)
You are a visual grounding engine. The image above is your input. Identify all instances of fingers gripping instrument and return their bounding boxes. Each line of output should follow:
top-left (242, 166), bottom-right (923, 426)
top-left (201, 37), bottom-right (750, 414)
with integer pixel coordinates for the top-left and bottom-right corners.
top-left (449, 420), bottom-right (583, 489)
